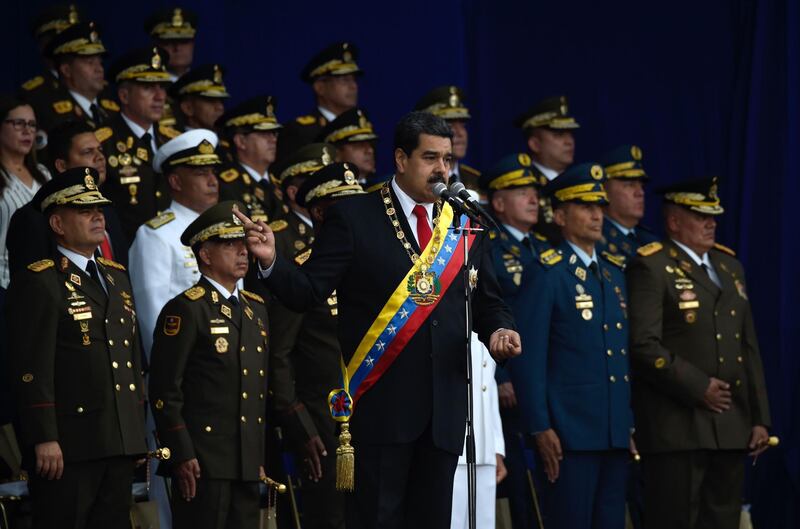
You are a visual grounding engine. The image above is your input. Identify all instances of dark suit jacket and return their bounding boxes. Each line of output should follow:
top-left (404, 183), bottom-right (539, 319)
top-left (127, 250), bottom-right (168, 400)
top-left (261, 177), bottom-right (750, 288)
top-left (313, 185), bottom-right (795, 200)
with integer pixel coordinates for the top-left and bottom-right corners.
top-left (264, 185), bottom-right (514, 455)
top-left (6, 202), bottom-right (129, 281)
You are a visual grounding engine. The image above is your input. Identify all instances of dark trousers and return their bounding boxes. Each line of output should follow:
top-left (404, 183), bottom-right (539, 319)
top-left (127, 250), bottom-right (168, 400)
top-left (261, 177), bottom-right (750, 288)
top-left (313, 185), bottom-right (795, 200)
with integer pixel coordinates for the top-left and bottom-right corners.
top-left (29, 456), bottom-right (135, 529)
top-left (537, 450), bottom-right (628, 529)
top-left (495, 407), bottom-right (536, 529)
top-left (346, 426), bottom-right (459, 529)
top-left (171, 478), bottom-right (260, 529)
top-left (299, 429), bottom-right (345, 529)
top-left (642, 450), bottom-right (745, 529)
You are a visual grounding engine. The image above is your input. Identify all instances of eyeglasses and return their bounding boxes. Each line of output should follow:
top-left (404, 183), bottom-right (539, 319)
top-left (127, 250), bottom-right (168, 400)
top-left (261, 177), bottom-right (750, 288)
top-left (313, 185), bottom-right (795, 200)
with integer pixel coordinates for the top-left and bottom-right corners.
top-left (3, 119), bottom-right (37, 131)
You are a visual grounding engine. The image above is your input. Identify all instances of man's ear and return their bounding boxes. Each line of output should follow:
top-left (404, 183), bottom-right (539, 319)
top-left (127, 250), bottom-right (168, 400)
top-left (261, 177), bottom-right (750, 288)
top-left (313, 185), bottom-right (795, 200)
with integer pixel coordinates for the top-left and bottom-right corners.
top-left (553, 205), bottom-right (567, 227)
top-left (491, 194), bottom-right (504, 215)
top-left (394, 148), bottom-right (408, 175)
top-left (49, 212), bottom-right (65, 236)
top-left (527, 134), bottom-right (540, 156)
top-left (285, 184), bottom-right (298, 203)
top-left (312, 78), bottom-right (325, 98)
top-left (198, 244), bottom-right (212, 267)
top-left (232, 132), bottom-right (247, 153)
top-left (117, 84), bottom-right (130, 106)
top-left (54, 158), bottom-right (68, 173)
top-left (179, 98), bottom-right (194, 118)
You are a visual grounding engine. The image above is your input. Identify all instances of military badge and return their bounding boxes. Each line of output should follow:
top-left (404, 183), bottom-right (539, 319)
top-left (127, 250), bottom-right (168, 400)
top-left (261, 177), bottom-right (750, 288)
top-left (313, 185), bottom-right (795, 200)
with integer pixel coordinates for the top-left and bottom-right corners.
top-left (408, 270), bottom-right (441, 305)
top-left (735, 279), bottom-right (748, 300)
top-left (163, 316), bottom-right (181, 336)
top-left (468, 266), bottom-right (478, 291)
top-left (215, 336), bottom-right (229, 353)
top-left (221, 305), bottom-right (232, 319)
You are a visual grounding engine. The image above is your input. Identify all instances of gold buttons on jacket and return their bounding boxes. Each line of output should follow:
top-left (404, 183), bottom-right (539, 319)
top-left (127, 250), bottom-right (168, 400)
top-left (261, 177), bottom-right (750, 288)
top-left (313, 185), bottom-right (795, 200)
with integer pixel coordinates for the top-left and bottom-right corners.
top-left (129, 384), bottom-right (136, 391)
top-left (654, 358), bottom-right (666, 369)
top-left (241, 416), bottom-right (247, 423)
top-left (77, 406), bottom-right (84, 413)
top-left (257, 417), bottom-right (263, 424)
top-left (127, 361), bottom-right (133, 368)
top-left (120, 317), bottom-right (125, 324)
top-left (624, 375), bottom-right (629, 382)
top-left (719, 357), bottom-right (725, 363)
top-left (716, 334), bottom-right (722, 340)
top-left (242, 368), bottom-right (248, 376)
top-left (154, 399), bottom-right (164, 410)
top-left (108, 339), bottom-right (114, 346)
top-left (242, 392), bottom-right (248, 399)
top-left (240, 346), bottom-right (245, 352)
top-left (115, 384), bottom-right (121, 391)
top-left (607, 349), bottom-right (613, 357)
top-left (735, 333), bottom-right (741, 340)
top-left (22, 373), bottom-right (34, 383)
top-left (736, 379), bottom-right (742, 387)
top-left (609, 376), bottom-right (616, 383)
top-left (259, 369), bottom-right (265, 377)
top-left (737, 356), bottom-right (743, 363)
top-left (205, 425), bottom-right (212, 432)
top-left (259, 393), bottom-right (264, 400)
top-left (112, 361), bottom-right (119, 369)
top-left (621, 349), bottom-right (627, 356)
top-left (603, 324), bottom-right (609, 331)
top-left (257, 346), bottom-right (263, 353)
top-left (730, 309), bottom-right (736, 316)
top-left (123, 339), bottom-right (130, 347)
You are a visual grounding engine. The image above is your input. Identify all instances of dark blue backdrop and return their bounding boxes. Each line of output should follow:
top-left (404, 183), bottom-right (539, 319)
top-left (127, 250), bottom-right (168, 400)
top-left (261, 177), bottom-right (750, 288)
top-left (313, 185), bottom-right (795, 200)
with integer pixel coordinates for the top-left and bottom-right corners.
top-left (3, 0), bottom-right (798, 525)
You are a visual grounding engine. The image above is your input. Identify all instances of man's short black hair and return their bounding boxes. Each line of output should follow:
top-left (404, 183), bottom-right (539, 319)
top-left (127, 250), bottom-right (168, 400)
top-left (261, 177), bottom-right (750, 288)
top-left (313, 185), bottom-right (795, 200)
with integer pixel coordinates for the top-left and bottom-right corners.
top-left (393, 111), bottom-right (453, 156)
top-left (49, 120), bottom-right (96, 164)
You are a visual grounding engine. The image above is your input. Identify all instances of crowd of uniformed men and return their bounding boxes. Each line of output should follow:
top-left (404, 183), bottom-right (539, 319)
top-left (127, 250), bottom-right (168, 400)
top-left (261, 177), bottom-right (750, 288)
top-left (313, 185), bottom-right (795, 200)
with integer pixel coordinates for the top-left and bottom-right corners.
top-left (0, 4), bottom-right (773, 529)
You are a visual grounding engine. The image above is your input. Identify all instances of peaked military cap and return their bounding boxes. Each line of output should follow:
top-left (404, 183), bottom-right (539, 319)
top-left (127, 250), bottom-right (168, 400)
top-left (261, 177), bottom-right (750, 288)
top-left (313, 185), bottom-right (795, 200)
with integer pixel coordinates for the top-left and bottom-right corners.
top-left (657, 176), bottom-right (724, 215)
top-left (318, 108), bottom-right (377, 144)
top-left (39, 167), bottom-right (111, 212)
top-left (31, 4), bottom-right (80, 39)
top-left (216, 95), bottom-right (280, 132)
top-left (45, 21), bottom-right (106, 59)
top-left (480, 153), bottom-right (542, 192)
top-left (546, 163), bottom-right (608, 205)
top-left (301, 42), bottom-right (363, 83)
top-left (109, 47), bottom-right (171, 84)
top-left (181, 200), bottom-right (246, 246)
top-left (273, 143), bottom-right (336, 186)
top-left (297, 162), bottom-right (365, 207)
top-left (600, 144), bottom-right (649, 180)
top-left (414, 85), bottom-right (471, 120)
top-left (144, 7), bottom-right (198, 40)
top-left (154, 129), bottom-right (221, 173)
top-left (514, 95), bottom-right (580, 131)
top-left (169, 64), bottom-right (229, 100)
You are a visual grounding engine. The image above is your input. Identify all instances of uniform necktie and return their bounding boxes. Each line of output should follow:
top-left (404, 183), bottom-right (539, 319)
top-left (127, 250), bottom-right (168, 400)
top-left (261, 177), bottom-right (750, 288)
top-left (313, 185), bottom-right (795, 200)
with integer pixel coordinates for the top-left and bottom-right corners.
top-left (702, 263), bottom-right (721, 287)
top-left (228, 294), bottom-right (241, 320)
top-left (89, 103), bottom-right (101, 125)
top-left (85, 260), bottom-right (106, 294)
top-left (521, 236), bottom-right (533, 251)
top-left (588, 261), bottom-right (601, 281)
top-left (141, 132), bottom-right (153, 157)
top-left (412, 205), bottom-right (431, 250)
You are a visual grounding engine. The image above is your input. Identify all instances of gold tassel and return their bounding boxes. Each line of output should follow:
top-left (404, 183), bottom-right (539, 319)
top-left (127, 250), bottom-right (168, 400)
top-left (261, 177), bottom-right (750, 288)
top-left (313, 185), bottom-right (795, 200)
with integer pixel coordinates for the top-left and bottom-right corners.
top-left (335, 422), bottom-right (355, 491)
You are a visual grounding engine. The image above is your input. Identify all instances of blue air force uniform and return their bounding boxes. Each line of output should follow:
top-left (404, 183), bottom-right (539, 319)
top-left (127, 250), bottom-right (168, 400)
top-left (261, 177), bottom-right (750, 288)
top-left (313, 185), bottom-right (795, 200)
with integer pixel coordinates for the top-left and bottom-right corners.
top-left (509, 163), bottom-right (633, 529)
top-left (601, 217), bottom-right (659, 260)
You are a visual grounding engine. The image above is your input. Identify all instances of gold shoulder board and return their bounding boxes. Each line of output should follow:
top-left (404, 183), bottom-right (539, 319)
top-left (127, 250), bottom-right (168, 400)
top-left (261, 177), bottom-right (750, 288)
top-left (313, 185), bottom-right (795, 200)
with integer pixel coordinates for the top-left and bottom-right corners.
top-left (183, 286), bottom-right (205, 300)
top-left (533, 231), bottom-right (547, 241)
top-left (460, 163), bottom-right (481, 176)
top-left (27, 259), bottom-right (54, 272)
top-left (219, 168), bottom-right (239, 183)
top-left (240, 290), bottom-right (265, 304)
top-left (159, 124), bottom-right (180, 139)
top-left (540, 249), bottom-right (563, 266)
top-left (100, 99), bottom-right (120, 112)
top-left (637, 241), bottom-right (663, 257)
top-left (269, 219), bottom-right (288, 232)
top-left (22, 76), bottom-right (44, 91)
top-left (97, 257), bottom-right (125, 270)
top-left (296, 115), bottom-right (316, 125)
top-left (294, 248), bottom-right (312, 265)
top-left (145, 211), bottom-right (176, 229)
top-left (53, 100), bottom-right (73, 114)
top-left (94, 127), bottom-right (113, 143)
top-left (601, 251), bottom-right (626, 269)
top-left (713, 242), bottom-right (736, 256)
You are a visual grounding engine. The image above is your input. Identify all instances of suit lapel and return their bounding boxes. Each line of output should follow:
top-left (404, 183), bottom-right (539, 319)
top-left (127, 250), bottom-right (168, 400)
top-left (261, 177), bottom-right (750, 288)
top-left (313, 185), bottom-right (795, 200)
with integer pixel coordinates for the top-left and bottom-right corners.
top-left (709, 251), bottom-right (736, 304)
top-left (666, 241), bottom-right (720, 297)
top-left (202, 277), bottom-right (241, 330)
top-left (58, 254), bottom-right (108, 308)
top-left (387, 184), bottom-right (422, 254)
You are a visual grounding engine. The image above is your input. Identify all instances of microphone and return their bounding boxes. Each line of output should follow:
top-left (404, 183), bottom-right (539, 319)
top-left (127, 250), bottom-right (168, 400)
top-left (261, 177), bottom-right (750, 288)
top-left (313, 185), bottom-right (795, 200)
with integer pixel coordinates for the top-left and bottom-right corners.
top-left (448, 182), bottom-right (499, 230)
top-left (431, 182), bottom-right (482, 225)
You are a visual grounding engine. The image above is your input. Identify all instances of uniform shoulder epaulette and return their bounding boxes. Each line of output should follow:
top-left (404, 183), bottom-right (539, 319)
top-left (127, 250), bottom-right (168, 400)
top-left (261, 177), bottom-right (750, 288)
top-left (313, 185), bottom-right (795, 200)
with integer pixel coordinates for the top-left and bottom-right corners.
top-left (94, 127), bottom-right (113, 143)
top-left (21, 76), bottom-right (44, 91)
top-left (219, 168), bottom-right (239, 183)
top-left (460, 163), bottom-right (481, 177)
top-left (240, 289), bottom-right (265, 304)
top-left (100, 98), bottom-right (119, 112)
top-left (159, 124), bottom-right (181, 139)
top-left (296, 115), bottom-right (316, 125)
top-left (27, 259), bottom-right (54, 272)
top-left (269, 219), bottom-right (288, 232)
top-left (52, 100), bottom-right (73, 114)
top-left (295, 248), bottom-right (312, 265)
top-left (219, 139), bottom-right (231, 149)
top-left (637, 241), bottom-right (663, 257)
top-left (158, 116), bottom-right (176, 127)
top-left (97, 257), bottom-right (126, 271)
top-left (539, 248), bottom-right (563, 266)
top-left (601, 251), bottom-right (626, 269)
top-left (533, 231), bottom-right (547, 241)
top-left (183, 286), bottom-right (205, 300)
top-left (145, 211), bottom-right (176, 229)
top-left (713, 242), bottom-right (736, 256)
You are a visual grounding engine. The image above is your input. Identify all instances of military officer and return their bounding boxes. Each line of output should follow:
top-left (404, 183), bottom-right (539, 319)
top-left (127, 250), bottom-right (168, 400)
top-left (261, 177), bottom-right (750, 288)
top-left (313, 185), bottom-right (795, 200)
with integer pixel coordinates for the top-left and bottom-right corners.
top-left (626, 177), bottom-right (771, 529)
top-left (144, 7), bottom-right (198, 80)
top-left (269, 162), bottom-right (365, 529)
top-left (7, 167), bottom-right (147, 529)
top-left (514, 96), bottom-right (580, 242)
top-left (598, 144), bottom-right (659, 259)
top-left (167, 64), bottom-right (229, 133)
top-left (317, 107), bottom-right (378, 183)
top-left (20, 4), bottom-right (81, 99)
top-left (101, 47), bottom-right (176, 241)
top-left (149, 200), bottom-right (269, 529)
top-left (278, 42), bottom-right (363, 158)
top-left (508, 163), bottom-right (634, 529)
top-left (215, 95), bottom-right (285, 222)
top-left (415, 85), bottom-right (481, 192)
top-left (128, 128), bottom-right (220, 357)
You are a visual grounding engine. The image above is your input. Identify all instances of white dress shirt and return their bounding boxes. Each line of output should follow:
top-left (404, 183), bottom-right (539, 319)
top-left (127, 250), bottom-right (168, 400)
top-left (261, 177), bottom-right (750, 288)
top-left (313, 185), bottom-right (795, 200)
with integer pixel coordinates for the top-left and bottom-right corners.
top-left (318, 106), bottom-right (337, 123)
top-left (532, 160), bottom-right (559, 182)
top-left (606, 216), bottom-right (636, 237)
top-left (120, 112), bottom-right (158, 154)
top-left (566, 240), bottom-right (599, 268)
top-left (241, 162), bottom-right (268, 184)
top-left (204, 275), bottom-right (239, 301)
top-left (672, 239), bottom-right (722, 287)
top-left (391, 176), bottom-right (433, 246)
top-left (69, 90), bottom-right (98, 118)
top-left (57, 245), bottom-right (107, 292)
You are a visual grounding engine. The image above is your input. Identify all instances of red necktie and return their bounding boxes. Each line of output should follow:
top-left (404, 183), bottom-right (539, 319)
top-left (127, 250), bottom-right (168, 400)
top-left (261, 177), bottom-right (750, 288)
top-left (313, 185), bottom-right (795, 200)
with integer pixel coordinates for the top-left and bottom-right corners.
top-left (412, 205), bottom-right (431, 250)
top-left (100, 233), bottom-right (114, 260)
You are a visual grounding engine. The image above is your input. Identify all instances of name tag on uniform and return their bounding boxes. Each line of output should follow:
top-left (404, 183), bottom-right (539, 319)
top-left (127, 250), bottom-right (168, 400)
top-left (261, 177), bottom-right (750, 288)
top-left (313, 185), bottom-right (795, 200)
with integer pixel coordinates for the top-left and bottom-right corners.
top-left (210, 326), bottom-right (229, 334)
top-left (679, 301), bottom-right (700, 310)
top-left (575, 293), bottom-right (594, 309)
top-left (119, 176), bottom-right (141, 185)
top-left (73, 311), bottom-right (93, 321)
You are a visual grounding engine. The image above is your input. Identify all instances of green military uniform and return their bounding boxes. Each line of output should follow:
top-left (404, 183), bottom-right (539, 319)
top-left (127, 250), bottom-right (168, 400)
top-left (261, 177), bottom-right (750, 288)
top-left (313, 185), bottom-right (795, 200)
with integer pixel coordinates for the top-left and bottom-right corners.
top-left (7, 167), bottom-right (147, 529)
top-left (626, 178), bottom-right (771, 529)
top-left (317, 107), bottom-right (378, 183)
top-left (149, 201), bottom-right (269, 529)
top-left (166, 63), bottom-right (230, 133)
top-left (19, 4), bottom-right (81, 99)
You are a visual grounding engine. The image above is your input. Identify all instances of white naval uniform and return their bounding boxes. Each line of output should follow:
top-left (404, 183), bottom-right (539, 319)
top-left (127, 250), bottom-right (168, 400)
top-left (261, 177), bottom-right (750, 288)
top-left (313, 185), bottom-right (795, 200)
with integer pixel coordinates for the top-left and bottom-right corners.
top-left (450, 333), bottom-right (506, 529)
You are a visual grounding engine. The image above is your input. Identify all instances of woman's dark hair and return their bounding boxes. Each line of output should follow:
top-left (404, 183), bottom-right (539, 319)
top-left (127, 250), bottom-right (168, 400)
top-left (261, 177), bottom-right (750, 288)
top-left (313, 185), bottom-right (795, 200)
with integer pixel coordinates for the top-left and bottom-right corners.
top-left (49, 120), bottom-right (95, 164)
top-left (393, 111), bottom-right (453, 156)
top-left (0, 93), bottom-right (48, 196)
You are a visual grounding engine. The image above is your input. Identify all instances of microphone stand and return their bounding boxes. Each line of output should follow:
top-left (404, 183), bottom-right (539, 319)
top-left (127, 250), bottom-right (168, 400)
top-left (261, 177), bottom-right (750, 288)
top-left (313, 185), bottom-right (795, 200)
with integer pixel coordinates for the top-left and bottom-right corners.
top-left (450, 209), bottom-right (485, 529)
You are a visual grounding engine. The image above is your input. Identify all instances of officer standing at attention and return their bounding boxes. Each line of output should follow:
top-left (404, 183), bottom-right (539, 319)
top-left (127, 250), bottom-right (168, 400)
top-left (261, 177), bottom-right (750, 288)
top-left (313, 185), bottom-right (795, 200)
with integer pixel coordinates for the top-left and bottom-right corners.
top-left (168, 64), bottom-right (230, 133)
top-left (317, 107), bottom-right (378, 184)
top-left (7, 167), bottom-right (147, 529)
top-left (626, 177), bottom-right (771, 529)
top-left (144, 7), bottom-right (198, 81)
top-left (597, 144), bottom-right (659, 259)
top-left (279, 42), bottom-right (363, 158)
top-left (149, 200), bottom-right (269, 529)
top-left (509, 163), bottom-right (635, 529)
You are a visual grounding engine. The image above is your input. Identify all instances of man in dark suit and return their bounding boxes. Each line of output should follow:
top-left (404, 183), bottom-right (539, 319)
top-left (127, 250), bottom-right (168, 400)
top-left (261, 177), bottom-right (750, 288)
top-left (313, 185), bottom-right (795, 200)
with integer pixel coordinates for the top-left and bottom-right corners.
top-left (627, 177), bottom-right (771, 529)
top-left (148, 201), bottom-right (269, 529)
top-left (236, 111), bottom-right (520, 528)
top-left (7, 120), bottom-right (128, 279)
top-left (7, 167), bottom-right (147, 529)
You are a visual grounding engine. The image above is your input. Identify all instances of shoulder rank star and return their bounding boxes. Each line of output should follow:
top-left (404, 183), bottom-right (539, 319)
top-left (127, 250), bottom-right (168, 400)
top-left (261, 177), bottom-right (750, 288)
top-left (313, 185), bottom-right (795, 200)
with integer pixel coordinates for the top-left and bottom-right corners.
top-left (468, 266), bottom-right (478, 291)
